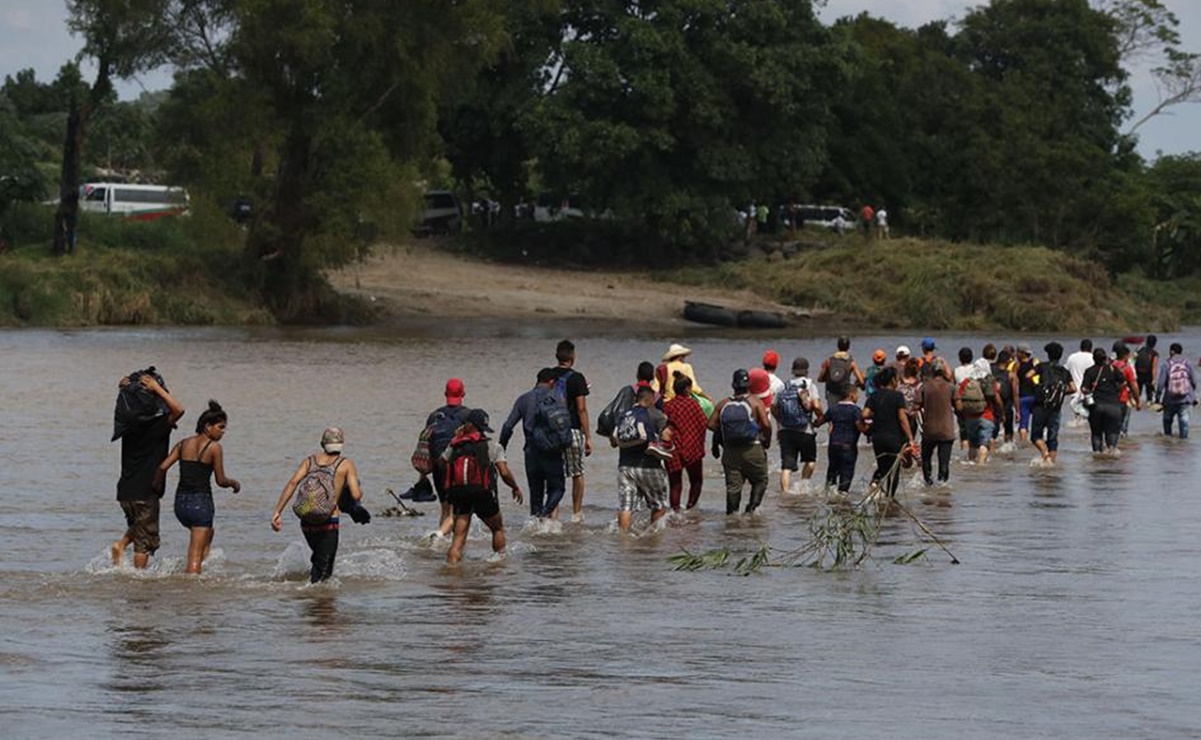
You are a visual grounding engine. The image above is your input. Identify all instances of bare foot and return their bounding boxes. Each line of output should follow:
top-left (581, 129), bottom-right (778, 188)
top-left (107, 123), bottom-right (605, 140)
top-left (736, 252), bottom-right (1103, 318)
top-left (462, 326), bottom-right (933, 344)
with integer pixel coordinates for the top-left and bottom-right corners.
top-left (111, 540), bottom-right (126, 565)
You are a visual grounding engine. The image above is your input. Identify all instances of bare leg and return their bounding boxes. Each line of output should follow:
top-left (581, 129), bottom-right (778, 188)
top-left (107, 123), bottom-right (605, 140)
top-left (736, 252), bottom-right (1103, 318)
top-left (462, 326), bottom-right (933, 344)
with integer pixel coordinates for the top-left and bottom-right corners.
top-left (482, 513), bottom-right (506, 555)
top-left (438, 502), bottom-right (454, 537)
top-left (801, 462), bottom-right (816, 480)
top-left (186, 526), bottom-right (212, 574)
top-left (133, 551), bottom-right (150, 569)
top-left (446, 514), bottom-right (472, 565)
top-left (649, 508), bottom-right (667, 526)
top-left (572, 475), bottom-right (584, 517)
top-left (977, 444), bottom-right (990, 465)
top-left (779, 469), bottom-right (791, 494)
top-left (111, 534), bottom-right (132, 565)
top-left (617, 510), bottom-right (633, 532)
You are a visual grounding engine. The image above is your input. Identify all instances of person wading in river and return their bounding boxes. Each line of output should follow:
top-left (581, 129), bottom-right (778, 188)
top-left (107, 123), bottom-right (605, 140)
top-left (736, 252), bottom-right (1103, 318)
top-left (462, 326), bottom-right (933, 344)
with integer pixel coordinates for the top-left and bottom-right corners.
top-left (499, 368), bottom-right (570, 521)
top-left (710, 369), bottom-right (772, 515)
top-left (271, 427), bottom-right (365, 583)
top-left (111, 369), bottom-right (185, 569)
top-left (443, 409), bottom-right (523, 565)
top-left (421, 378), bottom-right (471, 539)
top-left (551, 340), bottom-right (592, 523)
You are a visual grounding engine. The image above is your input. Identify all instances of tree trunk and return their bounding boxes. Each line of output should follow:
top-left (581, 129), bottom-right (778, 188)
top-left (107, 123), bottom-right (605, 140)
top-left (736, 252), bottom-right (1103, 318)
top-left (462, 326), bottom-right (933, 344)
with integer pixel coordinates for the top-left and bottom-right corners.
top-left (245, 124), bottom-right (314, 316)
top-left (51, 57), bottom-right (111, 257)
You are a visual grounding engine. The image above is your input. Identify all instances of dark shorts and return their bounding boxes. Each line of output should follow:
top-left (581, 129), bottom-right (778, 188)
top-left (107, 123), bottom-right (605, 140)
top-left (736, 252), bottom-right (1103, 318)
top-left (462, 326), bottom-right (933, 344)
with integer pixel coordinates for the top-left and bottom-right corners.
top-left (1030, 406), bottom-right (1062, 451)
top-left (175, 491), bottom-right (215, 529)
top-left (448, 486), bottom-right (500, 520)
top-left (120, 499), bottom-right (161, 554)
top-left (777, 429), bottom-right (817, 470)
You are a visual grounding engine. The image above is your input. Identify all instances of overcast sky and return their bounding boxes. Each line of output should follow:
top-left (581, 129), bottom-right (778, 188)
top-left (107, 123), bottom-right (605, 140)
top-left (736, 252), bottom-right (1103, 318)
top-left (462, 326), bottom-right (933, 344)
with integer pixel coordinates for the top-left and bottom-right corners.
top-left (1, 0), bottom-right (1197, 158)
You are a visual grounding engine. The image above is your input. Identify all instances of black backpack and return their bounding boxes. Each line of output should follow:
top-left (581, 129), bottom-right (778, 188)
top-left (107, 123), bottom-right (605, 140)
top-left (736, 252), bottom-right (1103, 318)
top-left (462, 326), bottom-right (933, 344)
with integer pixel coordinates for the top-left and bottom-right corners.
top-left (826, 356), bottom-right (851, 395)
top-left (1134, 346), bottom-right (1154, 376)
top-left (1036, 365), bottom-right (1069, 409)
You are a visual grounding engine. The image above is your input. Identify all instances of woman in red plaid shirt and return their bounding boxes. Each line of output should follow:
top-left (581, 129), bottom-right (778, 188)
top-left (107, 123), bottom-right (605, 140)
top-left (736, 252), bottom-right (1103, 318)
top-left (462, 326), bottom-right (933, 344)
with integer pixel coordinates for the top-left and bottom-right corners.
top-left (663, 374), bottom-right (709, 511)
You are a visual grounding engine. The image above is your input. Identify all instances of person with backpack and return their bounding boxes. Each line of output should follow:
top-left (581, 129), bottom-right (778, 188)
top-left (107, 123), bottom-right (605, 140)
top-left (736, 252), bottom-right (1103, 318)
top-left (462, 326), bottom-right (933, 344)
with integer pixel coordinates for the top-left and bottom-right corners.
top-left (613, 383), bottom-right (675, 531)
top-left (1081, 348), bottom-right (1137, 454)
top-left (918, 338), bottom-right (953, 382)
top-left (772, 357), bottom-right (822, 494)
top-left (551, 340), bottom-right (592, 523)
top-left (1014, 343), bottom-right (1041, 443)
top-left (1135, 335), bottom-right (1160, 405)
top-left (111, 368), bottom-right (186, 569)
top-left (270, 427), bottom-right (365, 583)
top-left (985, 345), bottom-right (1017, 444)
top-left (663, 375), bottom-right (709, 511)
top-left (1030, 342), bottom-right (1076, 466)
top-left (420, 378), bottom-right (471, 538)
top-left (596, 361), bottom-right (655, 440)
top-left (709, 369), bottom-right (772, 515)
top-left (1155, 343), bottom-right (1196, 439)
top-left (862, 367), bottom-right (916, 498)
top-left (500, 368), bottom-right (571, 520)
top-left (817, 336), bottom-right (866, 407)
top-left (442, 410), bottom-right (523, 564)
top-left (1111, 342), bottom-right (1142, 437)
top-left (154, 400), bottom-right (241, 574)
top-left (955, 360), bottom-right (1003, 464)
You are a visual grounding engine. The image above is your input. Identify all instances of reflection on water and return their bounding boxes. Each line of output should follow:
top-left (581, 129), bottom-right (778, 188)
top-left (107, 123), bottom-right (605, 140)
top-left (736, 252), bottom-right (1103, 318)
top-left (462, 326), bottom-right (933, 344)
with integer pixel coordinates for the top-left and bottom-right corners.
top-left (1, 327), bottom-right (1200, 738)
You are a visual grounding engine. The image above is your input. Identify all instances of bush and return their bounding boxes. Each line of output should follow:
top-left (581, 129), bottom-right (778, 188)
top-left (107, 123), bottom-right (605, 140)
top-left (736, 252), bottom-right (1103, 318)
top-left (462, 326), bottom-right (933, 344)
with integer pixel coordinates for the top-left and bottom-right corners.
top-left (0, 201), bottom-right (55, 245)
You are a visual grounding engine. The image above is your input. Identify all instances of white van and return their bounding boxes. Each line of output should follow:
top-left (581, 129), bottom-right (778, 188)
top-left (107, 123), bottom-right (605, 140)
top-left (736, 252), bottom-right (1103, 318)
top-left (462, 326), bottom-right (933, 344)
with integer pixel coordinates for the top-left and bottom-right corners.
top-left (79, 183), bottom-right (190, 221)
top-left (790, 204), bottom-right (854, 233)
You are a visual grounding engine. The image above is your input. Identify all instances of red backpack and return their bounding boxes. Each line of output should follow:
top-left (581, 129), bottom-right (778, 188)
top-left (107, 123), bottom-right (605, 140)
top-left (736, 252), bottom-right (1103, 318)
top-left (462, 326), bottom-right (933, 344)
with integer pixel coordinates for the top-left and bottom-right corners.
top-left (443, 433), bottom-right (494, 493)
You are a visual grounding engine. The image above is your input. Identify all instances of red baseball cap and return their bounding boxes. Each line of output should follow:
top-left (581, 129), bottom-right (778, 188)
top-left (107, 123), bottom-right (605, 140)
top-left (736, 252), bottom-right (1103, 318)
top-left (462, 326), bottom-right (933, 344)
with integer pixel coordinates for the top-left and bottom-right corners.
top-left (749, 368), bottom-right (773, 407)
top-left (444, 378), bottom-right (465, 405)
top-left (762, 349), bottom-right (780, 370)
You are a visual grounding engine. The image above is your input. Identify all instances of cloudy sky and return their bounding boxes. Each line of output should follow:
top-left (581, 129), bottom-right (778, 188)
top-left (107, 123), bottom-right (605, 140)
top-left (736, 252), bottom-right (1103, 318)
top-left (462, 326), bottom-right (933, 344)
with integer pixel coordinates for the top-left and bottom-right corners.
top-left (1, 0), bottom-right (1197, 157)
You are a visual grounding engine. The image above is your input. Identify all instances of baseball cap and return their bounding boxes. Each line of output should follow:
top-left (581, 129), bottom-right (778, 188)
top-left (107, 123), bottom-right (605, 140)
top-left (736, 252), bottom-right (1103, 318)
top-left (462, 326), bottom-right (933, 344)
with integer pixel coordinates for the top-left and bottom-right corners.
top-left (732, 368), bottom-right (751, 393)
top-left (873, 349), bottom-right (886, 363)
top-left (1016, 342), bottom-right (1032, 355)
top-left (896, 345), bottom-right (911, 357)
top-left (762, 349), bottom-right (780, 370)
top-left (748, 368), bottom-right (772, 407)
top-left (464, 408), bottom-right (493, 433)
top-left (444, 377), bottom-right (465, 406)
top-left (921, 337), bottom-right (936, 351)
top-left (321, 427), bottom-right (345, 454)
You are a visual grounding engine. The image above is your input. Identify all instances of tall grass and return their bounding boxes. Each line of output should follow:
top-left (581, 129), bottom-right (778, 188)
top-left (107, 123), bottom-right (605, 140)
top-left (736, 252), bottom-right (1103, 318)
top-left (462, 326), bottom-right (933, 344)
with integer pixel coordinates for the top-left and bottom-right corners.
top-left (663, 235), bottom-right (1179, 332)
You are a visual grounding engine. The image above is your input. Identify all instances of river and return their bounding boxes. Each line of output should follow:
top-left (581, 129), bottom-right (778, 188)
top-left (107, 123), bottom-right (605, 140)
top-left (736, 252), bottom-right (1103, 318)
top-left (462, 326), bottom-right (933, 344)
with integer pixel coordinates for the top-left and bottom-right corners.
top-left (1, 326), bottom-right (1198, 739)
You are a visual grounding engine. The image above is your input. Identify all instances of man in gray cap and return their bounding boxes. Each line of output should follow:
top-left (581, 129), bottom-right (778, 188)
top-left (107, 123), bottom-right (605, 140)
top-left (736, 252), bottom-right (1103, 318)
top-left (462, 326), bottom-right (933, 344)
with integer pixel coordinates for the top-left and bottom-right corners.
top-left (708, 369), bottom-right (772, 515)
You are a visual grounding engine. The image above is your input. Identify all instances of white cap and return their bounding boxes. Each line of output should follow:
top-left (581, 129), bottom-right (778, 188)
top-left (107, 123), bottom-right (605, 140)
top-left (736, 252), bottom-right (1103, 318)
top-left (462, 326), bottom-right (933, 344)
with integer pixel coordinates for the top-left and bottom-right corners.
top-left (896, 345), bottom-right (911, 357)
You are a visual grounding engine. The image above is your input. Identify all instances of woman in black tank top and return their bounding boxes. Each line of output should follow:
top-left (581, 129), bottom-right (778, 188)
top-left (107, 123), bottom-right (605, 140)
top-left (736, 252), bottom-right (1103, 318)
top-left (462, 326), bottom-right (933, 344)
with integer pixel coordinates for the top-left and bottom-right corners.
top-left (155, 400), bottom-right (241, 574)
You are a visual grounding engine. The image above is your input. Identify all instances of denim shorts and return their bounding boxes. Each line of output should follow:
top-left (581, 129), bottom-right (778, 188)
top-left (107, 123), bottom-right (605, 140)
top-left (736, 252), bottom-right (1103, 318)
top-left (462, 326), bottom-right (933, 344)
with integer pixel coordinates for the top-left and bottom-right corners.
top-left (965, 417), bottom-right (995, 449)
top-left (175, 491), bottom-right (215, 529)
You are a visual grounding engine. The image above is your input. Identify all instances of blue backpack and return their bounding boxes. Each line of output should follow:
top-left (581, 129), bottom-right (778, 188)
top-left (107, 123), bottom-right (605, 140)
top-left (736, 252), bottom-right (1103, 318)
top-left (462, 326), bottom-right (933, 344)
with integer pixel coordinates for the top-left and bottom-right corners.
top-left (531, 387), bottom-right (574, 452)
top-left (775, 380), bottom-right (811, 431)
top-left (719, 398), bottom-right (760, 444)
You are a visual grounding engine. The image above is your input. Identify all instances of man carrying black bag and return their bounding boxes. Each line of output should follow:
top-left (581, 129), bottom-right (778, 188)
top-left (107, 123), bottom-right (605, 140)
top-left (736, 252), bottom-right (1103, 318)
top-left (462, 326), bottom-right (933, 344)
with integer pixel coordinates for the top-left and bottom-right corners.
top-left (111, 368), bottom-right (185, 569)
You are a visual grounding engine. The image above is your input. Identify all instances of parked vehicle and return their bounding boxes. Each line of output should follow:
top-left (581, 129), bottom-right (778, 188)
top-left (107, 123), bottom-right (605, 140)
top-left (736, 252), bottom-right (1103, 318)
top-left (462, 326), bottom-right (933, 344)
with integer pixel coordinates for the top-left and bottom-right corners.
top-left (534, 193), bottom-right (587, 222)
top-left (789, 204), bottom-right (854, 233)
top-left (78, 183), bottom-right (190, 221)
top-left (416, 190), bottom-right (462, 236)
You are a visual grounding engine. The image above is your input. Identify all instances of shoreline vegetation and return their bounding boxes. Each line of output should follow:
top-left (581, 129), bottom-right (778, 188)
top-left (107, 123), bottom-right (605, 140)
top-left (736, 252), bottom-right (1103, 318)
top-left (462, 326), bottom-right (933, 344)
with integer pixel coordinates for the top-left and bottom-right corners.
top-left (0, 208), bottom-right (1193, 333)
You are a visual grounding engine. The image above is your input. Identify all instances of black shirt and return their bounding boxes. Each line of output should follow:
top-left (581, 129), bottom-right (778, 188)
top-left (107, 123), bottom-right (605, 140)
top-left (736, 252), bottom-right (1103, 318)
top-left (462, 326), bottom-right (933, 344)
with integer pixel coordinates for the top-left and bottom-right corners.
top-left (1082, 364), bottom-right (1123, 404)
top-left (552, 367), bottom-right (590, 430)
top-left (117, 415), bottom-right (173, 502)
top-left (617, 407), bottom-right (668, 469)
top-left (865, 388), bottom-right (906, 443)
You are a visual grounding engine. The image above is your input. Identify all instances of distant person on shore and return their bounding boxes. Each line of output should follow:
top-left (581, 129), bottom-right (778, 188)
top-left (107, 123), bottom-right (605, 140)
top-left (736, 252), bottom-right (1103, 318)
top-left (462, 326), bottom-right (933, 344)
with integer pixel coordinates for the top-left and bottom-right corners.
top-left (860, 204), bottom-right (875, 238)
top-left (663, 375), bottom-right (708, 511)
top-left (613, 384), bottom-right (673, 531)
top-left (660, 344), bottom-right (709, 403)
top-left (818, 336), bottom-right (866, 407)
top-left (499, 368), bottom-right (570, 520)
top-left (271, 427), bottom-right (365, 583)
top-left (818, 386), bottom-right (865, 493)
top-left (154, 400), bottom-right (241, 574)
top-left (1156, 343), bottom-right (1196, 439)
top-left (1134, 335), bottom-right (1160, 405)
top-left (422, 378), bottom-right (471, 538)
top-left (876, 206), bottom-right (890, 239)
top-left (443, 410), bottom-right (523, 565)
top-left (772, 357), bottom-right (821, 495)
top-left (551, 340), bottom-right (592, 523)
top-left (1030, 342), bottom-right (1075, 466)
top-left (111, 368), bottom-right (186, 569)
top-left (710, 370), bottom-right (772, 514)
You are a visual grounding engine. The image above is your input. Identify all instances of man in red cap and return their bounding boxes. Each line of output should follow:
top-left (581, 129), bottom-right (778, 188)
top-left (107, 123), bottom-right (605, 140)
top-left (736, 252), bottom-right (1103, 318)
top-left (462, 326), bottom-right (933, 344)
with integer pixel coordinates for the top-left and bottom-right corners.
top-left (422, 378), bottom-right (472, 538)
top-left (762, 349), bottom-right (785, 399)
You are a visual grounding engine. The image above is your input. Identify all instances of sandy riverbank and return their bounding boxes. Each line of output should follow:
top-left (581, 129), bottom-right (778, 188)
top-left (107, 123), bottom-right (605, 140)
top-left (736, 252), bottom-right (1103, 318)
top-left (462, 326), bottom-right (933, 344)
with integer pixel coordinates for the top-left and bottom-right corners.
top-left (327, 241), bottom-right (817, 330)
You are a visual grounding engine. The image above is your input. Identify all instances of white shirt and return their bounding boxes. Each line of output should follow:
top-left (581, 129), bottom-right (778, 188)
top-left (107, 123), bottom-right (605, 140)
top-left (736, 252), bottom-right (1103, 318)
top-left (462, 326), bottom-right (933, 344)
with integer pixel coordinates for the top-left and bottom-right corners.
top-left (1065, 351), bottom-right (1094, 396)
top-left (954, 364), bottom-right (974, 384)
top-left (876, 209), bottom-right (888, 226)
top-left (767, 371), bottom-right (785, 399)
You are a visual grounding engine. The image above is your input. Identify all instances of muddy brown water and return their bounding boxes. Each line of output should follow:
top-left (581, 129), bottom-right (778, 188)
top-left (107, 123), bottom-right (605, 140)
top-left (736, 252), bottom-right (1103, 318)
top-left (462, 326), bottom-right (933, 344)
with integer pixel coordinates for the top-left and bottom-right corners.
top-left (1, 326), bottom-right (1198, 738)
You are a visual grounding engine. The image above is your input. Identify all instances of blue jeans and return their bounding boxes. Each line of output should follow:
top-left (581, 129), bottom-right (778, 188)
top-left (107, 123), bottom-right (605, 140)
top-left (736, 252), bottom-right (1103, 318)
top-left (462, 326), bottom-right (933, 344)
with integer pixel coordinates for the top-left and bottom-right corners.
top-left (1163, 403), bottom-right (1191, 439)
top-left (524, 449), bottom-right (566, 518)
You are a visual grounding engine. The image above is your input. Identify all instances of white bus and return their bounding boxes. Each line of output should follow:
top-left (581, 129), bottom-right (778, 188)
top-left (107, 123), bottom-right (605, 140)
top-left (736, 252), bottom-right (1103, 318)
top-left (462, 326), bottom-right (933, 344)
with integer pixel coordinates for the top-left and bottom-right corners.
top-left (79, 183), bottom-right (190, 221)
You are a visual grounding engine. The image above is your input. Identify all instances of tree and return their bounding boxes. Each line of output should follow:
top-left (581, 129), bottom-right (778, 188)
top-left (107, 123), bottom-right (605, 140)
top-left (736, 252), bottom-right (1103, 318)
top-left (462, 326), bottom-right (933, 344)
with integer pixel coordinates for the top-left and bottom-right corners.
top-left (527, 0), bottom-right (845, 258)
top-left (53, 0), bottom-right (172, 256)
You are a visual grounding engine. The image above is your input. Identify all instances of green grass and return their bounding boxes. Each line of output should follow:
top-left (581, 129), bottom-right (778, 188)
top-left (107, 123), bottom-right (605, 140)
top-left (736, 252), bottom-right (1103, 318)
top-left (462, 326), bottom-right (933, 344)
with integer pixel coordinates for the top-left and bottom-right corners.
top-left (0, 202), bottom-right (272, 327)
top-left (660, 233), bottom-right (1181, 333)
